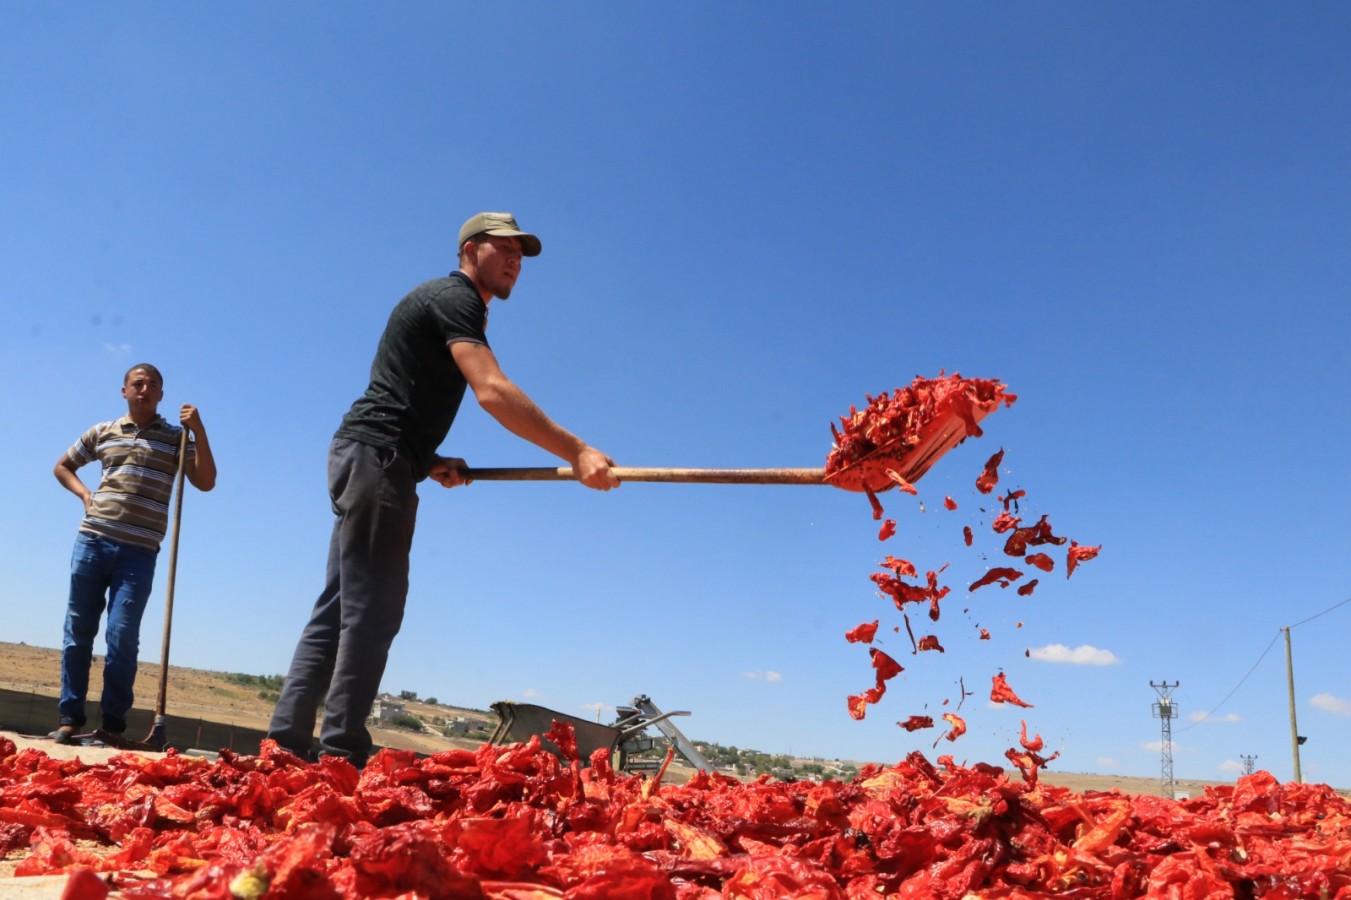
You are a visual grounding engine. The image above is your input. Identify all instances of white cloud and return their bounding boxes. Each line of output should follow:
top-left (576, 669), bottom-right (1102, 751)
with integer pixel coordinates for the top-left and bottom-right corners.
top-left (742, 670), bottom-right (783, 682)
top-left (521, 688), bottom-right (539, 699)
top-left (103, 342), bottom-right (132, 355)
top-left (1027, 643), bottom-right (1120, 666)
top-left (1218, 759), bottom-right (1244, 773)
top-left (1189, 711), bottom-right (1241, 724)
top-left (1096, 756), bottom-right (1117, 769)
top-left (580, 702), bottom-right (606, 718)
top-left (1310, 693), bottom-right (1351, 716)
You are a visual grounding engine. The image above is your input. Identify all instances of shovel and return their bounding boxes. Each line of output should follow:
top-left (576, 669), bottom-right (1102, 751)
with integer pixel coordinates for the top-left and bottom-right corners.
top-left (144, 428), bottom-right (189, 750)
top-left (465, 401), bottom-right (991, 491)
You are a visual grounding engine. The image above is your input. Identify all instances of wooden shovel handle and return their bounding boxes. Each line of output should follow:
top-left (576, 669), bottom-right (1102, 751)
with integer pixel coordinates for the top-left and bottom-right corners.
top-left (464, 466), bottom-right (827, 485)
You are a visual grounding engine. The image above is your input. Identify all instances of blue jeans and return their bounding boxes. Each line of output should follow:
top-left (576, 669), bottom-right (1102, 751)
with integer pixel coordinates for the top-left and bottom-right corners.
top-left (60, 532), bottom-right (158, 732)
top-left (268, 437), bottom-right (419, 767)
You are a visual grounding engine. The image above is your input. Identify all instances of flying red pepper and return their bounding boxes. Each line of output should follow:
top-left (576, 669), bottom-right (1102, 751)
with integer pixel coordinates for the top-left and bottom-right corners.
top-left (969, 567), bottom-right (1024, 591)
top-left (939, 712), bottom-right (967, 742)
top-left (990, 672), bottom-right (1033, 708)
top-left (1067, 540), bottom-right (1102, 578)
top-left (976, 449), bottom-right (1004, 494)
top-left (1019, 719), bottom-right (1044, 752)
top-left (878, 519), bottom-right (897, 541)
top-left (886, 469), bottom-right (918, 495)
top-left (1024, 553), bottom-right (1054, 572)
top-left (879, 555), bottom-right (917, 577)
top-left (870, 647), bottom-right (903, 683)
top-left (898, 716), bottom-right (934, 732)
top-left (845, 620), bottom-right (879, 644)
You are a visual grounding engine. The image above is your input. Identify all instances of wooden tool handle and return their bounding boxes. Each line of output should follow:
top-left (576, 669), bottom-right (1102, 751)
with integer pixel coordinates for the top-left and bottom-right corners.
top-left (465, 466), bottom-right (827, 485)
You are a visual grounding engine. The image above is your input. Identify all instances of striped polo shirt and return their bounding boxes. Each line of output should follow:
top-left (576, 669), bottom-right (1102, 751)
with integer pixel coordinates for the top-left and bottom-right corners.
top-left (67, 414), bottom-right (195, 551)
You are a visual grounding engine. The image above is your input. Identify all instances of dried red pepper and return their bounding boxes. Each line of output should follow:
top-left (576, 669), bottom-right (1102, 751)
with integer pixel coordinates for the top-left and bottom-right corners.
top-left (938, 712), bottom-right (967, 742)
top-left (824, 373), bottom-right (1015, 497)
top-left (844, 620), bottom-right (879, 644)
top-left (990, 672), bottom-right (1033, 708)
top-left (1018, 720), bottom-right (1044, 752)
top-left (916, 635), bottom-right (944, 653)
top-left (969, 567), bottom-right (1024, 592)
top-left (1066, 540), bottom-right (1102, 578)
top-left (975, 449), bottom-right (1004, 494)
top-left (1024, 552), bottom-right (1054, 572)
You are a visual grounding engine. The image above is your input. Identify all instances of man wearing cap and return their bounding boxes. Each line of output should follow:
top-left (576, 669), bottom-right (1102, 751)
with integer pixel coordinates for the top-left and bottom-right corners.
top-left (268, 212), bottom-right (618, 767)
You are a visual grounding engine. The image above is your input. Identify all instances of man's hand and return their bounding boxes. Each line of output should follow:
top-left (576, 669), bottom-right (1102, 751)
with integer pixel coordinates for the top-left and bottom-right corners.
top-left (574, 446), bottom-right (619, 491)
top-left (54, 456), bottom-right (94, 512)
top-left (178, 403), bottom-right (217, 491)
top-left (428, 456), bottom-right (471, 488)
top-left (179, 404), bottom-right (205, 435)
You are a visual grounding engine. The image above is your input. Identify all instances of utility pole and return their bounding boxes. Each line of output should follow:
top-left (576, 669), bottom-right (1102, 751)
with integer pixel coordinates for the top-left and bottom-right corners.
top-left (1241, 754), bottom-right (1258, 776)
top-left (1284, 627), bottom-right (1302, 784)
top-left (1150, 680), bottom-right (1179, 799)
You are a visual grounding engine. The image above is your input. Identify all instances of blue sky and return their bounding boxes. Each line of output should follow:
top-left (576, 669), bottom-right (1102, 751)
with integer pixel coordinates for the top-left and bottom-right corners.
top-left (3, 4), bottom-right (1348, 787)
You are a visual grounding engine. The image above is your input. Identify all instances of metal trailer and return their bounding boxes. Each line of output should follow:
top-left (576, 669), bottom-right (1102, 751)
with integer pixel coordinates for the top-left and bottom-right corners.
top-left (489, 694), bottom-right (713, 774)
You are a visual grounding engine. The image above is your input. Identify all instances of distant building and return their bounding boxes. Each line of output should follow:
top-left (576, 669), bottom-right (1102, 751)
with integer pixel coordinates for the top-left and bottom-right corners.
top-left (369, 696), bottom-right (405, 725)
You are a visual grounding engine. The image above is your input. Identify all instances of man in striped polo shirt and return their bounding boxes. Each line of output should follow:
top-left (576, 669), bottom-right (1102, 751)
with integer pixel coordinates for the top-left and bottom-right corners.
top-left (49, 363), bottom-right (217, 743)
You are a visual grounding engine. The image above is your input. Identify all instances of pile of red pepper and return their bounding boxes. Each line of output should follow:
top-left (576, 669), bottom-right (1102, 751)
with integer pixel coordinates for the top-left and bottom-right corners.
top-left (823, 373), bottom-right (1016, 501)
top-left (4, 732), bottom-right (1350, 898)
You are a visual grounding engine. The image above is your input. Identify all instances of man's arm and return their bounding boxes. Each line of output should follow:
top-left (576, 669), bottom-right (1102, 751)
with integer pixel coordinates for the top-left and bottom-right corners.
top-left (180, 404), bottom-right (217, 491)
top-left (54, 456), bottom-right (94, 515)
top-left (449, 340), bottom-right (618, 490)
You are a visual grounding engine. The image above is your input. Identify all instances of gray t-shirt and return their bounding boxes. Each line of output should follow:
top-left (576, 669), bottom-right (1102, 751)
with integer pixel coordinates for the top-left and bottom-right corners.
top-left (336, 272), bottom-right (487, 478)
top-left (67, 414), bottom-right (193, 550)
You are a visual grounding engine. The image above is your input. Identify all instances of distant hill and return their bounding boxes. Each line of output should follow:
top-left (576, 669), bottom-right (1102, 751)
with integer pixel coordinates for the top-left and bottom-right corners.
top-left (1, 641), bottom-right (1232, 795)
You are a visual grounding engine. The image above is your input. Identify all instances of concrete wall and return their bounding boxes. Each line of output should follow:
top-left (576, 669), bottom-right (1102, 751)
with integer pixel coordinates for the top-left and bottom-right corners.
top-left (0, 686), bottom-right (270, 755)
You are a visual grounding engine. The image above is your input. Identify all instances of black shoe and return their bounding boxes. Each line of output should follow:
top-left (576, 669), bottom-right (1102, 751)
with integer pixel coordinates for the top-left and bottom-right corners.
top-left (48, 726), bottom-right (76, 744)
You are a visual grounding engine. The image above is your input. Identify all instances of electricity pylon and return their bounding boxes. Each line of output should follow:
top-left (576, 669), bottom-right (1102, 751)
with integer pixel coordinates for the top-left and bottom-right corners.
top-left (1151, 680), bottom-right (1180, 798)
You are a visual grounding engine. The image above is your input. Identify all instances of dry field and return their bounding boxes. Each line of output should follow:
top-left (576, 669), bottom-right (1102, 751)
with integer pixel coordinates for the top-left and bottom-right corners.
top-left (0, 641), bottom-right (493, 757)
top-left (2, 640), bottom-right (1222, 797)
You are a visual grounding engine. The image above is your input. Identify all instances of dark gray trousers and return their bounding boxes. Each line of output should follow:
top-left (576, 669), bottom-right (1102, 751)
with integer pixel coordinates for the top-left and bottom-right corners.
top-left (267, 436), bottom-right (419, 765)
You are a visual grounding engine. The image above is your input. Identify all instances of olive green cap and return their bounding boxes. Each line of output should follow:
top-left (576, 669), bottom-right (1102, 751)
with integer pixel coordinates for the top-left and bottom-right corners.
top-left (457, 212), bottom-right (542, 257)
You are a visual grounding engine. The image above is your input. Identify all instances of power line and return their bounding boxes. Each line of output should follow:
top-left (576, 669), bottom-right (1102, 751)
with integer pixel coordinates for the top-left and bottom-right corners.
top-left (1178, 631), bottom-right (1280, 734)
top-left (1178, 595), bottom-right (1350, 733)
top-left (1286, 594), bottom-right (1351, 629)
